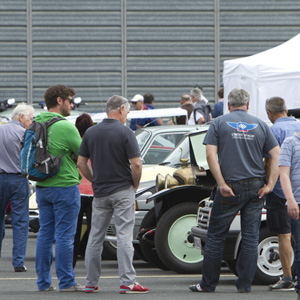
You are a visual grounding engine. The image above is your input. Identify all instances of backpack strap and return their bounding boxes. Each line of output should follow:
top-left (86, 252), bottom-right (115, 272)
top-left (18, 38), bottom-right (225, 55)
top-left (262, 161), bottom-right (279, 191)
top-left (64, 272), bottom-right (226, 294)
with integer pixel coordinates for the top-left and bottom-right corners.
top-left (44, 117), bottom-right (66, 156)
top-left (45, 116), bottom-right (64, 127)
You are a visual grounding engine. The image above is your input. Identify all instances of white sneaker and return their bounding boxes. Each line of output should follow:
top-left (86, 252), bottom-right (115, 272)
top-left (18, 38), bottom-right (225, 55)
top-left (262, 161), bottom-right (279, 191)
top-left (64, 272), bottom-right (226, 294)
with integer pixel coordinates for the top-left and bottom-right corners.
top-left (60, 283), bottom-right (85, 292)
top-left (38, 285), bottom-right (56, 292)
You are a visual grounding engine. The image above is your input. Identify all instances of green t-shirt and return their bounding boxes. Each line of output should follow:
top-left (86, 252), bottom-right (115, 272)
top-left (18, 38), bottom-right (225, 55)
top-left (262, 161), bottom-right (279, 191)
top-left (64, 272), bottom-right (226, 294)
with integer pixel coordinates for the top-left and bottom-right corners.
top-left (35, 112), bottom-right (82, 187)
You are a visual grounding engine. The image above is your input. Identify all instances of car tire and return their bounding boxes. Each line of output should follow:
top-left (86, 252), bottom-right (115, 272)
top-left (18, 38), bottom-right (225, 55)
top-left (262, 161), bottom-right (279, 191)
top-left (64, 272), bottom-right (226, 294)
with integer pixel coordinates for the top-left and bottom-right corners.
top-left (225, 260), bottom-right (238, 276)
top-left (226, 227), bottom-right (295, 285)
top-left (139, 208), bottom-right (169, 270)
top-left (253, 227), bottom-right (295, 284)
top-left (102, 241), bottom-right (118, 260)
top-left (155, 202), bottom-right (203, 274)
top-left (133, 243), bottom-right (148, 262)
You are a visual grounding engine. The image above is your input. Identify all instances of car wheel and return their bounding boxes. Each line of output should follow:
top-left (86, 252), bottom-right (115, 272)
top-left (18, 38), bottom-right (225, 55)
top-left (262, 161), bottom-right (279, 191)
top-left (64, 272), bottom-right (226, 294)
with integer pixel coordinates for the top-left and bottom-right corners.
top-left (253, 227), bottom-right (295, 284)
top-left (139, 208), bottom-right (169, 270)
top-left (102, 241), bottom-right (118, 260)
top-left (155, 202), bottom-right (203, 274)
top-left (225, 260), bottom-right (238, 276)
top-left (133, 243), bottom-right (148, 262)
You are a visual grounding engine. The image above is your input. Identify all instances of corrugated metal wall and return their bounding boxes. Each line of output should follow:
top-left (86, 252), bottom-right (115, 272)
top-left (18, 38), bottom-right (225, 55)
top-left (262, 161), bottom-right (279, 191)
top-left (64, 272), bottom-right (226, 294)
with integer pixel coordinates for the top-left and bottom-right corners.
top-left (1, 0), bottom-right (300, 111)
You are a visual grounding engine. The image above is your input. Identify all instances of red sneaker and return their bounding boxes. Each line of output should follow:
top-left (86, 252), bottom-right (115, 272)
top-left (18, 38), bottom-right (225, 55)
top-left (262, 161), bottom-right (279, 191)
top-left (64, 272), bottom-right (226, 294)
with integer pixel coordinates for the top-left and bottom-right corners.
top-left (120, 283), bottom-right (149, 294)
top-left (85, 286), bottom-right (98, 293)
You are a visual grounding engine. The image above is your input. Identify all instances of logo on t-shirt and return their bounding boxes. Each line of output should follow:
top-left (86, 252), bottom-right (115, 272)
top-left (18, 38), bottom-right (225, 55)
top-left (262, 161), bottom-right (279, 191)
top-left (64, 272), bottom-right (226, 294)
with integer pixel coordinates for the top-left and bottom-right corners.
top-left (227, 122), bottom-right (258, 133)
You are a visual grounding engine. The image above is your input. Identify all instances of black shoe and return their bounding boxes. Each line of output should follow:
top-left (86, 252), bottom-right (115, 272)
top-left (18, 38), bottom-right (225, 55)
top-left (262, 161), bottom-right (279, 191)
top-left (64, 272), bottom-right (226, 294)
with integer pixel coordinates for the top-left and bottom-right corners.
top-left (14, 265), bottom-right (27, 272)
top-left (189, 283), bottom-right (203, 292)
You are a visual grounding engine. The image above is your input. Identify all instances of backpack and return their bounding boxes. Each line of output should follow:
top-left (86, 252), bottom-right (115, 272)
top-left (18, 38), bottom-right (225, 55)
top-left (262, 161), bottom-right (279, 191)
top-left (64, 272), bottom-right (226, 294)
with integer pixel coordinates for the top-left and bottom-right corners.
top-left (19, 117), bottom-right (65, 181)
top-left (193, 100), bottom-right (212, 124)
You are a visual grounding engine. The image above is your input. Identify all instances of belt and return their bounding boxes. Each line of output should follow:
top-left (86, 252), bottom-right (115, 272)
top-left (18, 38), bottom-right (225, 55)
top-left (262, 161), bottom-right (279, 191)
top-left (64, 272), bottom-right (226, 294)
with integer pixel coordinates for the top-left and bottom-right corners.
top-left (0, 172), bottom-right (21, 175)
top-left (227, 177), bottom-right (265, 185)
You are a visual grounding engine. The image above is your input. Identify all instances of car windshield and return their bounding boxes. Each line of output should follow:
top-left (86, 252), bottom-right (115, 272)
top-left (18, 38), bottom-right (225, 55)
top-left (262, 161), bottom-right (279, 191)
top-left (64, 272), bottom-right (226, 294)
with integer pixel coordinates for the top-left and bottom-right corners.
top-left (135, 129), bottom-right (151, 150)
top-left (160, 135), bottom-right (190, 166)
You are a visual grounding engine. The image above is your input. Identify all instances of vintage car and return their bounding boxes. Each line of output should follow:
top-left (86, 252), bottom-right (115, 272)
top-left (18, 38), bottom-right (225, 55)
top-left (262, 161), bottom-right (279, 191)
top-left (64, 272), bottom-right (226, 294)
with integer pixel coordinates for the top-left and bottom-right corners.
top-left (143, 127), bottom-right (295, 284)
top-left (137, 127), bottom-right (213, 272)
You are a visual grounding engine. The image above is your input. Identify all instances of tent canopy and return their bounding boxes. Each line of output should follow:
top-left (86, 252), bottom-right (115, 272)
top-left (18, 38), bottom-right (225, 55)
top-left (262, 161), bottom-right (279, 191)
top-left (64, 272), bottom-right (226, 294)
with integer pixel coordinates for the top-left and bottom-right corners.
top-left (223, 33), bottom-right (300, 121)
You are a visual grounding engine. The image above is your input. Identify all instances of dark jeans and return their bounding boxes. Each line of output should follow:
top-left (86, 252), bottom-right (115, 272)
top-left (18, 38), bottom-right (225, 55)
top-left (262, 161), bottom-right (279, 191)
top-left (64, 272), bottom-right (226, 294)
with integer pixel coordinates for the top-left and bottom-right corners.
top-left (201, 178), bottom-right (265, 292)
top-left (73, 195), bottom-right (93, 268)
top-left (291, 211), bottom-right (300, 293)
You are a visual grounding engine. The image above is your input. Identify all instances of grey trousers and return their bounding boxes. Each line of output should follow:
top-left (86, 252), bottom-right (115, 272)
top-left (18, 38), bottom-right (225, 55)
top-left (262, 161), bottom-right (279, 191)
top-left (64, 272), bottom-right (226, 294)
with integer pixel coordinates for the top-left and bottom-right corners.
top-left (85, 186), bottom-right (136, 287)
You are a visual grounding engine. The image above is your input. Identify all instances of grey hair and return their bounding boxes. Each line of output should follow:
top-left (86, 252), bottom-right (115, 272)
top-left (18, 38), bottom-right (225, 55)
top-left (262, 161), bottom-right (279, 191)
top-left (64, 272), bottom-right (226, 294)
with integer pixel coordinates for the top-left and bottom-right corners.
top-left (106, 95), bottom-right (130, 114)
top-left (11, 103), bottom-right (34, 120)
top-left (190, 88), bottom-right (202, 100)
top-left (228, 88), bottom-right (250, 108)
top-left (265, 97), bottom-right (287, 113)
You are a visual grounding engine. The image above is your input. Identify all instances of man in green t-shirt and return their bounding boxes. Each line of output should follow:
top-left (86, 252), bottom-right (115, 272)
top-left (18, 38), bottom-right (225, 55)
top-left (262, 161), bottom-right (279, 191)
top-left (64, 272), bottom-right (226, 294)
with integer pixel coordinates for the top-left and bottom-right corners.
top-left (35, 85), bottom-right (84, 292)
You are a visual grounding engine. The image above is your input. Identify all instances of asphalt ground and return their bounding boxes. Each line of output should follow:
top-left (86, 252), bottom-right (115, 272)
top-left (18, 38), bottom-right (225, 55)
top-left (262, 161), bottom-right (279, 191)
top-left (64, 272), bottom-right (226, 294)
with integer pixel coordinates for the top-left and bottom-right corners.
top-left (0, 227), bottom-right (298, 300)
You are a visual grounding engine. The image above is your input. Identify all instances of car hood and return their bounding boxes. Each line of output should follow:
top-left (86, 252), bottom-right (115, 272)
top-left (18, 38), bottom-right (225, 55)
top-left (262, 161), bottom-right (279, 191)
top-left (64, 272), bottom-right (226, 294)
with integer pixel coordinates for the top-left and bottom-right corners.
top-left (140, 165), bottom-right (176, 182)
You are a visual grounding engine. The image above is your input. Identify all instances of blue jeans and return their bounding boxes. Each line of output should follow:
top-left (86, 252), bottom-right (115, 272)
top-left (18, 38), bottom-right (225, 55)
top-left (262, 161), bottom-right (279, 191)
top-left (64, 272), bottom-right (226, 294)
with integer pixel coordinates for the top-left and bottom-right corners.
top-left (35, 185), bottom-right (80, 290)
top-left (291, 213), bottom-right (300, 293)
top-left (0, 174), bottom-right (29, 267)
top-left (200, 179), bottom-right (265, 292)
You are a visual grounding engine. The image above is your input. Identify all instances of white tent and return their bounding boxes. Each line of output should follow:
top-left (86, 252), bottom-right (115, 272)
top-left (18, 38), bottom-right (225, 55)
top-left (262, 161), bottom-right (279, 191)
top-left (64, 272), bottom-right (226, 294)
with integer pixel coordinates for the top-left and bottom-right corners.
top-left (223, 34), bottom-right (300, 121)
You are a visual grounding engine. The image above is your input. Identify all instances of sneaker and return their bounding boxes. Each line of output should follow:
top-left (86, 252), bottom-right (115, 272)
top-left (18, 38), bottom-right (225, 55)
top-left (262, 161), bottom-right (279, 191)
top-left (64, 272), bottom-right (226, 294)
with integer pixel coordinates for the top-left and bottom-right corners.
top-left (85, 286), bottom-right (99, 293)
top-left (14, 265), bottom-right (27, 272)
top-left (120, 283), bottom-right (149, 294)
top-left (189, 283), bottom-right (204, 292)
top-left (269, 278), bottom-right (295, 291)
top-left (39, 285), bottom-right (56, 292)
top-left (60, 283), bottom-right (85, 292)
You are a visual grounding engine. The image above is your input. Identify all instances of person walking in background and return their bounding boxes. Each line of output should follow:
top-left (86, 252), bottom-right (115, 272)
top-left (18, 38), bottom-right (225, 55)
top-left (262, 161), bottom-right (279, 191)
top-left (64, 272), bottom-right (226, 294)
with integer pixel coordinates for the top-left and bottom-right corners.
top-left (279, 132), bottom-right (300, 298)
top-left (189, 88), bottom-right (279, 293)
top-left (73, 113), bottom-right (94, 268)
top-left (77, 95), bottom-right (149, 294)
top-left (265, 97), bottom-right (300, 291)
top-left (35, 85), bottom-right (84, 292)
top-left (0, 103), bottom-right (34, 272)
top-left (212, 88), bottom-right (224, 118)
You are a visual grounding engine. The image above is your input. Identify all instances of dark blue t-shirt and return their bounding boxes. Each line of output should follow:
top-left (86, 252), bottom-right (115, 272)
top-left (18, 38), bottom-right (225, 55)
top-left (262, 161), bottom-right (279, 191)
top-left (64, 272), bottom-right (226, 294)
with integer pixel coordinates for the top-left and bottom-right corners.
top-left (78, 118), bottom-right (141, 197)
top-left (203, 110), bottom-right (278, 182)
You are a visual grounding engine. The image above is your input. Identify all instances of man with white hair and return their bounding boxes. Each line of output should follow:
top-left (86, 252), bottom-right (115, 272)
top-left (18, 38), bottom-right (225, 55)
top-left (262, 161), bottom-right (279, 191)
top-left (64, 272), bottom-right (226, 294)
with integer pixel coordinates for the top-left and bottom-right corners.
top-left (0, 103), bottom-right (34, 272)
top-left (188, 88), bottom-right (212, 125)
top-left (77, 95), bottom-right (148, 294)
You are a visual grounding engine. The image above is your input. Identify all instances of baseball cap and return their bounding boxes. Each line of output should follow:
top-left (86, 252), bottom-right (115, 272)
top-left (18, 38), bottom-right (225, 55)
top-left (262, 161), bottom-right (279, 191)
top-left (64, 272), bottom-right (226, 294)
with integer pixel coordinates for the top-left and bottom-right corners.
top-left (131, 94), bottom-right (144, 102)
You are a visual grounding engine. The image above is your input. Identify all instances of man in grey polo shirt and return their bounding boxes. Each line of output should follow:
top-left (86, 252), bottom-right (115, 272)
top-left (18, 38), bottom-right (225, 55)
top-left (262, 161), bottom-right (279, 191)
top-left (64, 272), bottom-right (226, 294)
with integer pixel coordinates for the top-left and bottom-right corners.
top-left (189, 88), bottom-right (279, 293)
top-left (77, 95), bottom-right (149, 294)
top-left (0, 103), bottom-right (34, 272)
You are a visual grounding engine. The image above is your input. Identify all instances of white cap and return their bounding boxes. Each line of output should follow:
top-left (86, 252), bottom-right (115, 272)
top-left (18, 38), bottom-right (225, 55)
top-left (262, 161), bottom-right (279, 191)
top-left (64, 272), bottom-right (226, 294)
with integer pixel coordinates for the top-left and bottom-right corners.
top-left (131, 94), bottom-right (144, 102)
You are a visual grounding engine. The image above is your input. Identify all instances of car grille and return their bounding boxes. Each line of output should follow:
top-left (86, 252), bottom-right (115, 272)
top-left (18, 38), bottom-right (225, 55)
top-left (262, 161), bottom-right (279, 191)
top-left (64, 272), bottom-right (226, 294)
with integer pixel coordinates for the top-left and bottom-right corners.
top-left (107, 225), bottom-right (116, 236)
top-left (196, 199), bottom-right (213, 229)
